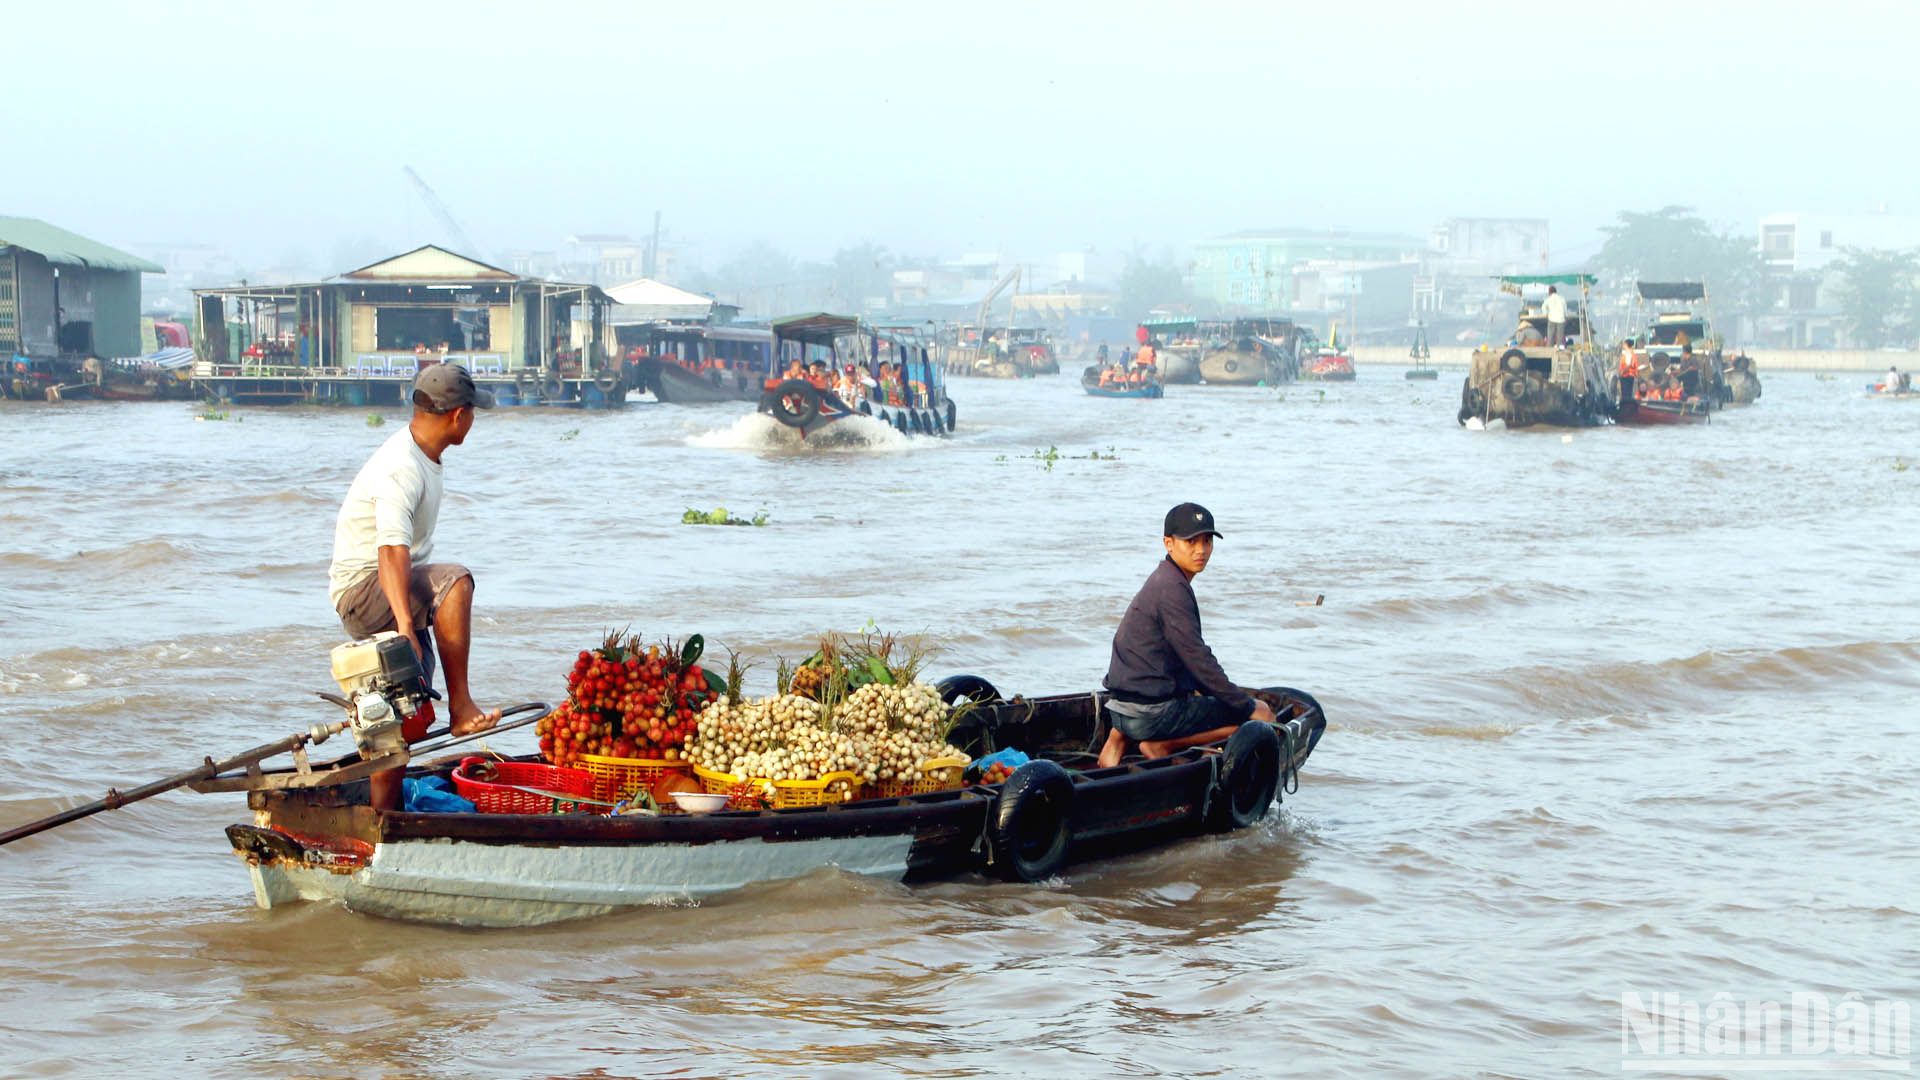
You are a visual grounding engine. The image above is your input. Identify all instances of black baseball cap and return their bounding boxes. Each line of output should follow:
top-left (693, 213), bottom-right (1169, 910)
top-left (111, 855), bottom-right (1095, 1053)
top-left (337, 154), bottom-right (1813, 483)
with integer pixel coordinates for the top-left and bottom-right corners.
top-left (413, 364), bottom-right (494, 410)
top-left (1164, 502), bottom-right (1222, 539)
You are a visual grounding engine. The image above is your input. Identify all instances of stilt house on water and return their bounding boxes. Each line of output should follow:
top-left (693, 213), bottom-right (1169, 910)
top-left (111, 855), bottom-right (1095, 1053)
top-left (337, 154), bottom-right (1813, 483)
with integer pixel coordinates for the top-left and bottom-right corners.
top-left (190, 245), bottom-right (620, 407)
top-left (1, 216), bottom-right (164, 400)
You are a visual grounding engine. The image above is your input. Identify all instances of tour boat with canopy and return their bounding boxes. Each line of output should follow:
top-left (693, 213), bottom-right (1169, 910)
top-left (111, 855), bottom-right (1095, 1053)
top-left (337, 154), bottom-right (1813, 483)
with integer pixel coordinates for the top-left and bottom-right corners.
top-left (758, 314), bottom-right (956, 437)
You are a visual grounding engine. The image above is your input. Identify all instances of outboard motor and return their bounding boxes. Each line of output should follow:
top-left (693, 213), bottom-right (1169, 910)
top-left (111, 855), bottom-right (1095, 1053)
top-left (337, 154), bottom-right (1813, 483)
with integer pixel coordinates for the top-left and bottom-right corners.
top-left (327, 632), bottom-right (437, 761)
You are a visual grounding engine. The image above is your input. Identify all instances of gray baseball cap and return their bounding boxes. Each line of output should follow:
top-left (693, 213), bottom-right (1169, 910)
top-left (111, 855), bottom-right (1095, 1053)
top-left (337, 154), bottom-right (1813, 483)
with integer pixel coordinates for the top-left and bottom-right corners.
top-left (413, 364), bottom-right (494, 410)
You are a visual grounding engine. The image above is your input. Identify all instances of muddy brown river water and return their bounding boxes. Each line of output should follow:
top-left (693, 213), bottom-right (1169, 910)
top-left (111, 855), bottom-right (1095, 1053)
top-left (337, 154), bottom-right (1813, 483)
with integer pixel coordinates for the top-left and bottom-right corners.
top-left (1, 371), bottom-right (1916, 1078)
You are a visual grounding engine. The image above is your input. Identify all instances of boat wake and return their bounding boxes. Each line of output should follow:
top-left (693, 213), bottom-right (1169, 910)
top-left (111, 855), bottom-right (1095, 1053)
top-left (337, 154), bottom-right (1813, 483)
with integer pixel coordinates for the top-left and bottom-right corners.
top-left (686, 413), bottom-right (913, 453)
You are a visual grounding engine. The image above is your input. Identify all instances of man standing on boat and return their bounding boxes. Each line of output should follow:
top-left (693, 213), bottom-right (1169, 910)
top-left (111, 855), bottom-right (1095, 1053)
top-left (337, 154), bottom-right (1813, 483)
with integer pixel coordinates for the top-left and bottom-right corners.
top-left (330, 365), bottom-right (501, 808)
top-left (1543, 285), bottom-right (1568, 347)
top-left (1098, 504), bottom-right (1275, 768)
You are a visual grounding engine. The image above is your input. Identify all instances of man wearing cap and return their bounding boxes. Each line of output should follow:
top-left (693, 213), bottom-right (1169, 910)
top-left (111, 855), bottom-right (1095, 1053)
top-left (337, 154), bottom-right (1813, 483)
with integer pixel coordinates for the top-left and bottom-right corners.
top-left (329, 365), bottom-right (501, 807)
top-left (1097, 503), bottom-right (1275, 768)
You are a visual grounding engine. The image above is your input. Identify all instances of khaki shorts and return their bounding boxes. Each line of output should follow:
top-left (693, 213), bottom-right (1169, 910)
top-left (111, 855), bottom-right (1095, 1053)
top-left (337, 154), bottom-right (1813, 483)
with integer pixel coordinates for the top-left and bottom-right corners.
top-left (335, 562), bottom-right (472, 677)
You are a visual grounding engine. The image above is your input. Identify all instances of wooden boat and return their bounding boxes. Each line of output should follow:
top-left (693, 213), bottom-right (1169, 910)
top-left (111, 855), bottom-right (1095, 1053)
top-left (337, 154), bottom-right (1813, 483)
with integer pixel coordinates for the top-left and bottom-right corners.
top-left (1302, 348), bottom-right (1356, 381)
top-left (1459, 274), bottom-right (1614, 428)
top-left (627, 326), bottom-right (773, 404)
top-left (1616, 395), bottom-right (1710, 425)
top-left (759, 314), bottom-right (955, 437)
top-left (214, 683), bottom-right (1327, 927)
top-left (1197, 318), bottom-right (1300, 386)
top-left (1081, 366), bottom-right (1164, 398)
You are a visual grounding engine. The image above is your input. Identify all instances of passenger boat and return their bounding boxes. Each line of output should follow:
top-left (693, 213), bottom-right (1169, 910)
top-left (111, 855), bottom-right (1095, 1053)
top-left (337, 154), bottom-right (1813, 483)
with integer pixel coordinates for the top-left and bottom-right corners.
top-left (205, 681), bottom-right (1325, 927)
top-left (759, 313), bottom-right (955, 437)
top-left (1081, 365), bottom-right (1164, 398)
top-left (1632, 282), bottom-right (1758, 406)
top-left (624, 325), bottom-right (772, 404)
top-left (1458, 274), bottom-right (1614, 428)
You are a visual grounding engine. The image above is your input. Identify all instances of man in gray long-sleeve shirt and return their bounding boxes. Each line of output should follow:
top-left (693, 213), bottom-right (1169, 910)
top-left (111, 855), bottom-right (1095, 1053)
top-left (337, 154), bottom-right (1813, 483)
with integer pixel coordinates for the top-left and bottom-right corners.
top-left (1098, 503), bottom-right (1275, 767)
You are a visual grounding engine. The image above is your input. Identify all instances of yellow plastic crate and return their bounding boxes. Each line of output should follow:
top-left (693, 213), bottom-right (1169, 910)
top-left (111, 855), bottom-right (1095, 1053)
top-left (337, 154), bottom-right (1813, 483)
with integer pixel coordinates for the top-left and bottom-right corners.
top-left (866, 755), bottom-right (971, 800)
top-left (578, 753), bottom-right (692, 802)
top-left (692, 764), bottom-right (861, 808)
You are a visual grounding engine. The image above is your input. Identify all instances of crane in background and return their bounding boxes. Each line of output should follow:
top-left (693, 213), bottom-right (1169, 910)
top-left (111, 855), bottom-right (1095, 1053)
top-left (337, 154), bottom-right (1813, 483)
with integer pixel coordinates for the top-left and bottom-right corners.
top-left (402, 166), bottom-right (485, 261)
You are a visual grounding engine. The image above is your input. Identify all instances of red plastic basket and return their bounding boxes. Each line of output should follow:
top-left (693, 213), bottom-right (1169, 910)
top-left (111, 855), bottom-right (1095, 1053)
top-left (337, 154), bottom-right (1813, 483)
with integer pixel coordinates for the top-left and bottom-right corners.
top-left (451, 757), bottom-right (606, 815)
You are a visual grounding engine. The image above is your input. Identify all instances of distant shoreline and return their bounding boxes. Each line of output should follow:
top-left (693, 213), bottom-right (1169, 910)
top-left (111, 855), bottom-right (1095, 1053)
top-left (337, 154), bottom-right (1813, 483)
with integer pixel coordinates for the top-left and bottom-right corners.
top-left (1351, 345), bottom-right (1901, 373)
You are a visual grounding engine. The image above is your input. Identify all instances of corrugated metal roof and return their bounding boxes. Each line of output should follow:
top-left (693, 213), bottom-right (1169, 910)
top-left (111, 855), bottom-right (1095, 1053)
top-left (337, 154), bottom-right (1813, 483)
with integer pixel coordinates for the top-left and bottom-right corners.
top-left (0, 216), bottom-right (163, 273)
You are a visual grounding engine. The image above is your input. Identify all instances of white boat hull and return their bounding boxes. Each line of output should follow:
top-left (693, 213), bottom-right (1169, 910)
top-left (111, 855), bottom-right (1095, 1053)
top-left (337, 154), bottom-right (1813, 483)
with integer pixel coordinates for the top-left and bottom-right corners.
top-left (246, 833), bottom-right (919, 928)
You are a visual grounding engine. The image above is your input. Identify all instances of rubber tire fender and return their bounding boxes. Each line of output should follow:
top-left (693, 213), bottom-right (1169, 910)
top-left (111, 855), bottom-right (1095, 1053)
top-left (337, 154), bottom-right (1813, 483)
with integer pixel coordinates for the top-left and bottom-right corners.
top-left (594, 370), bottom-right (620, 393)
top-left (1501, 375), bottom-right (1529, 402)
top-left (1499, 348), bottom-right (1528, 375)
top-left (543, 373), bottom-right (565, 402)
top-left (769, 378), bottom-right (820, 427)
top-left (935, 674), bottom-right (1000, 707)
top-left (1206, 721), bottom-right (1283, 833)
top-left (1223, 357), bottom-right (1241, 374)
top-left (892, 410), bottom-right (908, 435)
top-left (944, 397), bottom-right (957, 432)
top-left (857, 399), bottom-right (872, 416)
top-left (1457, 377), bottom-right (1475, 425)
top-left (986, 760), bottom-right (1074, 882)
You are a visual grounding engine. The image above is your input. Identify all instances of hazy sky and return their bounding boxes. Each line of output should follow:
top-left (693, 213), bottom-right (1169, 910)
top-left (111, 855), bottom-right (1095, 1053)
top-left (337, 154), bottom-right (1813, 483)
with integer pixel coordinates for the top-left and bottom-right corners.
top-left (6, 0), bottom-right (1915, 271)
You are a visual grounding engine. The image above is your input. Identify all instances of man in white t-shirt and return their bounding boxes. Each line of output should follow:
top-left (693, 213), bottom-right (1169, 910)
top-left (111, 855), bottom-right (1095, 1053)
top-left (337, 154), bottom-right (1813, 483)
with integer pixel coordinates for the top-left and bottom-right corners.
top-left (330, 365), bottom-right (501, 806)
top-left (1542, 285), bottom-right (1568, 346)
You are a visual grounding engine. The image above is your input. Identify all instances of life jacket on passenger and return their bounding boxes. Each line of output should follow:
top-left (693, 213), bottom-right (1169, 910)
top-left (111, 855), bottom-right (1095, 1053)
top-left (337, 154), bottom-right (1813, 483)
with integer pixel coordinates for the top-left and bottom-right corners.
top-left (1136, 345), bottom-right (1156, 367)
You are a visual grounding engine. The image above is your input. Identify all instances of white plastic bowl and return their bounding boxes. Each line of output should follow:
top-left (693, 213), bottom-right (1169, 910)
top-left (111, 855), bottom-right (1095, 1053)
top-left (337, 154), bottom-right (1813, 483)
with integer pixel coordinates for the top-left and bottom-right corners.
top-left (671, 791), bottom-right (730, 813)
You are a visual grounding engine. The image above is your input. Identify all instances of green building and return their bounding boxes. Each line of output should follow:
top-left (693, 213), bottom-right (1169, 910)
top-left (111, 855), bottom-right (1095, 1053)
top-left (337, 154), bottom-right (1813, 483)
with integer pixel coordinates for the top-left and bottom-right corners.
top-left (0, 216), bottom-right (163, 361)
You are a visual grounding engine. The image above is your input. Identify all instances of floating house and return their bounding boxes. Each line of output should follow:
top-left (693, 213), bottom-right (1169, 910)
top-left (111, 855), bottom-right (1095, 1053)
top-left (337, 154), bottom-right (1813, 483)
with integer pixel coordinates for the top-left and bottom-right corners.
top-left (191, 245), bottom-right (620, 407)
top-left (2, 216), bottom-right (163, 399)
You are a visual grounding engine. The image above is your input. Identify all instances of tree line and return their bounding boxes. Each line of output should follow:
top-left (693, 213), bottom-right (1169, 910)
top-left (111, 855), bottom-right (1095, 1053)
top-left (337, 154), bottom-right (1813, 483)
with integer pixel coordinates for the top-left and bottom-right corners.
top-left (1591, 206), bottom-right (1918, 348)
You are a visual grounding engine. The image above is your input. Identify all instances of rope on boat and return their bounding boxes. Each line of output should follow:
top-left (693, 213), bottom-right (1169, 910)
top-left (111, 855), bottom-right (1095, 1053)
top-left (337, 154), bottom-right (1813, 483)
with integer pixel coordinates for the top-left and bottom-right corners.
top-left (1277, 722), bottom-right (1301, 801)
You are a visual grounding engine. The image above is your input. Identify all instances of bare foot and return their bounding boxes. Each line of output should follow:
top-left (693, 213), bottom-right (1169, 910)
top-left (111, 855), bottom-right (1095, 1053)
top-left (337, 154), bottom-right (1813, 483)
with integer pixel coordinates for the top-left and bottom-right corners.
top-left (1096, 728), bottom-right (1130, 768)
top-left (450, 700), bottom-right (502, 736)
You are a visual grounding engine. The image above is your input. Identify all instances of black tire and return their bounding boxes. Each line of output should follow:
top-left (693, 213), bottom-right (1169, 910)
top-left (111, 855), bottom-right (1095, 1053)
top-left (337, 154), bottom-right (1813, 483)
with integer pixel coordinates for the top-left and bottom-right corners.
top-left (987, 760), bottom-right (1073, 882)
top-left (945, 398), bottom-right (956, 431)
top-left (857, 399), bottom-right (872, 416)
top-left (1650, 351), bottom-right (1670, 370)
top-left (908, 409), bottom-right (924, 434)
top-left (1502, 375), bottom-right (1528, 402)
top-left (891, 410), bottom-right (908, 435)
top-left (1457, 378), bottom-right (1475, 425)
top-left (768, 378), bottom-right (819, 427)
top-left (1223, 358), bottom-right (1241, 375)
top-left (935, 674), bottom-right (1000, 706)
top-left (543, 374), bottom-right (565, 402)
top-left (594, 370), bottom-right (620, 393)
top-left (514, 370), bottom-right (536, 399)
top-left (1206, 721), bottom-right (1282, 832)
top-left (1499, 349), bottom-right (1528, 375)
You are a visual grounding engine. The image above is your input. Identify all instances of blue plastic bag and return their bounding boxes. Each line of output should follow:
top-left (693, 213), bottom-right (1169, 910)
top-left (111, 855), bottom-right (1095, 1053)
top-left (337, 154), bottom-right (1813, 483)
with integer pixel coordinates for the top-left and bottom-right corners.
top-left (972, 748), bottom-right (1029, 772)
top-left (403, 775), bottom-right (476, 813)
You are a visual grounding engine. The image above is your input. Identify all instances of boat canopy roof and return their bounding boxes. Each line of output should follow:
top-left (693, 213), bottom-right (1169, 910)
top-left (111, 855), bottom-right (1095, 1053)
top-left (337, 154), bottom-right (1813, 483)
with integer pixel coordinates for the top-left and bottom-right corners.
top-left (1637, 281), bottom-right (1707, 301)
top-left (772, 312), bottom-right (863, 346)
top-left (1498, 273), bottom-right (1597, 295)
top-left (1141, 316), bottom-right (1198, 331)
